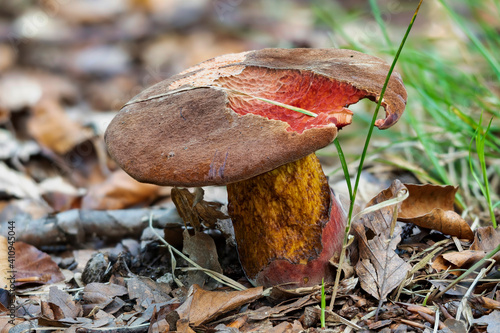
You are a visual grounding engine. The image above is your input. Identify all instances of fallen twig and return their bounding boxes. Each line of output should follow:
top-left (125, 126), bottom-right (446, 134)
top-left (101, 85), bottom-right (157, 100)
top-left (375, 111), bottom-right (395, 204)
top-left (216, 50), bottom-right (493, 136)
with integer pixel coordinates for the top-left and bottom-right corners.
top-left (15, 207), bottom-right (182, 247)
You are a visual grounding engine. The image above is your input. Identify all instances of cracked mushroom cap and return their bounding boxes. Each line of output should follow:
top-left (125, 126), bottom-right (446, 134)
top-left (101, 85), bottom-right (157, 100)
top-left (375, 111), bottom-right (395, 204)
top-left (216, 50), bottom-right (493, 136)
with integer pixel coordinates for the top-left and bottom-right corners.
top-left (105, 48), bottom-right (407, 186)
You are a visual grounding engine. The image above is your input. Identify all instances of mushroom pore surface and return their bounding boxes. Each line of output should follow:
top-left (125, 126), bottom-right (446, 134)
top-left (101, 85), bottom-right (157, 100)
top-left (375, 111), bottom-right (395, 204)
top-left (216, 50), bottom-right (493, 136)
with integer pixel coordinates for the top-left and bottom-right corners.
top-left (217, 67), bottom-right (366, 133)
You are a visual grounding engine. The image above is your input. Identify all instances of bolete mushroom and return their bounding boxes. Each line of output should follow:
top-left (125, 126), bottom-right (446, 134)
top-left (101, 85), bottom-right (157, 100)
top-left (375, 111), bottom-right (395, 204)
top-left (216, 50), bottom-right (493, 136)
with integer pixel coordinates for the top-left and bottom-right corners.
top-left (105, 48), bottom-right (407, 288)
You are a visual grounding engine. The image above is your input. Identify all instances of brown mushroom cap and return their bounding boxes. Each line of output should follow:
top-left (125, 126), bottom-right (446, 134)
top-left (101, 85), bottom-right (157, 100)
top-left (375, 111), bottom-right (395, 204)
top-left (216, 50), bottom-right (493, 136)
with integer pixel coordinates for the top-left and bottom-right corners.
top-left (105, 48), bottom-right (407, 187)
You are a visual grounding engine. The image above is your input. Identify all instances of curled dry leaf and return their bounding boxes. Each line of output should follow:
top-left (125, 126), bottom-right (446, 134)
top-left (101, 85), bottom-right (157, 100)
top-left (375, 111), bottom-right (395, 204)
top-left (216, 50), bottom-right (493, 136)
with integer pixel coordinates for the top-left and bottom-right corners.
top-left (176, 284), bottom-right (263, 327)
top-left (82, 169), bottom-right (167, 210)
top-left (27, 99), bottom-right (92, 155)
top-left (431, 253), bottom-right (469, 277)
top-left (353, 180), bottom-right (411, 301)
top-left (431, 217), bottom-right (499, 276)
top-left (360, 179), bottom-right (407, 233)
top-left (14, 242), bottom-right (65, 287)
top-left (470, 226), bottom-right (500, 252)
top-left (399, 184), bottom-right (473, 240)
top-left (171, 187), bottom-right (201, 230)
top-left (440, 250), bottom-right (493, 267)
top-left (472, 296), bottom-right (500, 311)
top-left (171, 187), bottom-right (228, 230)
top-left (432, 249), bottom-right (500, 276)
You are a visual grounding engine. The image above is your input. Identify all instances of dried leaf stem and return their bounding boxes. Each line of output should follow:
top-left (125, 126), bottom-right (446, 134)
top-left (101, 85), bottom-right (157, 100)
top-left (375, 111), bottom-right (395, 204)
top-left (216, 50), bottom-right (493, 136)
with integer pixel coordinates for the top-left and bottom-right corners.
top-left (148, 214), bottom-right (247, 291)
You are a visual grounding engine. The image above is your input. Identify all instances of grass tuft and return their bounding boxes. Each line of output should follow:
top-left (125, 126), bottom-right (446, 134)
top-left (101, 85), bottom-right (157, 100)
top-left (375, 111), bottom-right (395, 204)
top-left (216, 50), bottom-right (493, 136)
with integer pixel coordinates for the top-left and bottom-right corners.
top-left (314, 0), bottom-right (500, 227)
top-left (329, 0), bottom-right (424, 310)
top-left (469, 115), bottom-right (497, 228)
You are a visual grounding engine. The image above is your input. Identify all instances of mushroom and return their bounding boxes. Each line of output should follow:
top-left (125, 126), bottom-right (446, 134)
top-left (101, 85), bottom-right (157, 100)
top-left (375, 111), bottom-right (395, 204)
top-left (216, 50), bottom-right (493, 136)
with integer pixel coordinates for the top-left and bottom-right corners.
top-left (105, 48), bottom-right (407, 288)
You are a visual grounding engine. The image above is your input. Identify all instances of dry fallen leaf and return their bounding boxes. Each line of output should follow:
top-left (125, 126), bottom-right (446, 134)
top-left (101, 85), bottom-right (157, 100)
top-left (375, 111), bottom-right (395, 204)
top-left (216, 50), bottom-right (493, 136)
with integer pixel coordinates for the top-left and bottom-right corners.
top-left (441, 250), bottom-right (490, 267)
top-left (27, 98), bottom-right (92, 155)
top-left (474, 296), bottom-right (500, 310)
top-left (354, 224), bottom-right (410, 301)
top-left (39, 177), bottom-right (81, 212)
top-left (14, 242), bottom-right (65, 287)
top-left (353, 180), bottom-right (411, 301)
top-left (171, 187), bottom-right (228, 231)
top-left (246, 292), bottom-right (318, 321)
top-left (0, 162), bottom-right (41, 202)
top-left (82, 169), bottom-right (166, 210)
top-left (428, 279), bottom-right (469, 296)
top-left (176, 284), bottom-right (263, 327)
top-left (267, 320), bottom-right (304, 333)
top-left (432, 226), bottom-right (500, 275)
top-left (470, 226), bottom-right (500, 251)
top-left (47, 286), bottom-right (83, 319)
top-left (172, 187), bottom-right (201, 230)
top-left (182, 230), bottom-right (223, 287)
top-left (432, 249), bottom-right (500, 276)
top-left (127, 276), bottom-right (172, 310)
top-left (472, 310), bottom-right (500, 333)
top-left (148, 304), bottom-right (183, 333)
top-left (81, 282), bottom-right (128, 309)
top-left (399, 184), bottom-right (473, 240)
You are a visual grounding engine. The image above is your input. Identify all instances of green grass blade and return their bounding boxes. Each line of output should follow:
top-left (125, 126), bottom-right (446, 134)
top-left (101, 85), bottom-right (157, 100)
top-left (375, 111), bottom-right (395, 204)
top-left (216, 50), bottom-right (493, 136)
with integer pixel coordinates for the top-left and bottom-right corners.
top-left (321, 278), bottom-right (326, 328)
top-left (369, 0), bottom-right (392, 48)
top-left (350, 0), bottom-right (424, 220)
top-left (220, 88), bottom-right (318, 117)
top-left (469, 116), bottom-right (497, 228)
top-left (438, 0), bottom-right (500, 78)
top-left (334, 138), bottom-right (353, 201)
top-left (311, 3), bottom-right (366, 52)
top-left (330, 0), bottom-right (424, 310)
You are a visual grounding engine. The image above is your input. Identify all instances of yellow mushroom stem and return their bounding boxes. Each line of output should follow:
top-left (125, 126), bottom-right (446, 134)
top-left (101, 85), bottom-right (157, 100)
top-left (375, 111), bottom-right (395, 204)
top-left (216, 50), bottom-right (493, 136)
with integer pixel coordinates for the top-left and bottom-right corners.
top-left (227, 153), bottom-right (346, 288)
